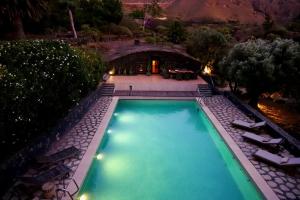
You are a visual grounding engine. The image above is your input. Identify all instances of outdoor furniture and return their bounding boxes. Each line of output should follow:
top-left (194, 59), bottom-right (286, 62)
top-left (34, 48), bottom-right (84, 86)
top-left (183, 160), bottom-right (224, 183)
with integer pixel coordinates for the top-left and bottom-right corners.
top-left (253, 149), bottom-right (300, 167)
top-left (19, 164), bottom-right (71, 185)
top-left (242, 132), bottom-right (283, 146)
top-left (36, 146), bottom-right (80, 164)
top-left (168, 69), bottom-right (195, 80)
top-left (8, 164), bottom-right (71, 199)
top-left (231, 119), bottom-right (266, 130)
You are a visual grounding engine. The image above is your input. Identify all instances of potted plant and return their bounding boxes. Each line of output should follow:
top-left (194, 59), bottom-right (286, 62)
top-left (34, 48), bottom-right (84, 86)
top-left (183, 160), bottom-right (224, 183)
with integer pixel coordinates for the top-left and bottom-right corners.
top-left (161, 67), bottom-right (169, 79)
top-left (118, 67), bottom-right (122, 75)
top-left (129, 66), bottom-right (134, 75)
top-left (146, 63), bottom-right (151, 76)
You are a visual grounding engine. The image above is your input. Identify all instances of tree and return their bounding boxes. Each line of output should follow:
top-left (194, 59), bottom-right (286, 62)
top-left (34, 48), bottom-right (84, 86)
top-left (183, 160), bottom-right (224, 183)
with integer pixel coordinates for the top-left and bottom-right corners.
top-left (263, 13), bottom-right (274, 35)
top-left (220, 39), bottom-right (275, 107)
top-left (220, 38), bottom-right (300, 107)
top-left (143, 0), bottom-right (162, 31)
top-left (167, 20), bottom-right (186, 44)
top-left (270, 39), bottom-right (300, 103)
top-left (186, 28), bottom-right (227, 69)
top-left (144, 0), bottom-right (163, 18)
top-left (99, 0), bottom-right (123, 25)
top-left (0, 0), bottom-right (47, 39)
top-left (58, 0), bottom-right (78, 38)
top-left (129, 9), bottom-right (145, 19)
top-left (77, 0), bottom-right (104, 27)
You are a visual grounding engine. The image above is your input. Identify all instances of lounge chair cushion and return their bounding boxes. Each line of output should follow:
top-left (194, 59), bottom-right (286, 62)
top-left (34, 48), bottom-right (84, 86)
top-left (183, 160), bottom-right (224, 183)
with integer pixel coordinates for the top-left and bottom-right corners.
top-left (231, 120), bottom-right (266, 129)
top-left (249, 123), bottom-right (255, 128)
top-left (262, 138), bottom-right (270, 142)
top-left (254, 149), bottom-right (300, 167)
top-left (280, 157), bottom-right (289, 163)
top-left (37, 146), bottom-right (80, 163)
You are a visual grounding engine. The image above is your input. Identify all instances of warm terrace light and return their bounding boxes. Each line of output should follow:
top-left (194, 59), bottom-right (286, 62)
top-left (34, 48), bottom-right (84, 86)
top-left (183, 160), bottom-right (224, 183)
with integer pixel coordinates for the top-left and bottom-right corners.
top-left (79, 194), bottom-right (88, 200)
top-left (156, 17), bottom-right (167, 20)
top-left (114, 113), bottom-right (119, 117)
top-left (203, 65), bottom-right (212, 75)
top-left (96, 153), bottom-right (104, 160)
top-left (107, 129), bottom-right (112, 134)
top-left (109, 69), bottom-right (115, 75)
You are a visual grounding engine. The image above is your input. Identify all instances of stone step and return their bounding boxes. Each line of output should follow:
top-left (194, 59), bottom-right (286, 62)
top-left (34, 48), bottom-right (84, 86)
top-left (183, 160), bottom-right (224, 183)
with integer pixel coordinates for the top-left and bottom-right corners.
top-left (100, 83), bottom-right (115, 96)
top-left (197, 84), bottom-right (212, 97)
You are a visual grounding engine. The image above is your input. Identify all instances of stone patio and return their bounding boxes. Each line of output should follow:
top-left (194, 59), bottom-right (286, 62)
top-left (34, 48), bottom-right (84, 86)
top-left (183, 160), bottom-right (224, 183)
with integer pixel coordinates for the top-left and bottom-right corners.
top-left (107, 75), bottom-right (207, 91)
top-left (6, 91), bottom-right (300, 199)
top-left (202, 95), bottom-right (300, 200)
top-left (4, 96), bottom-right (112, 199)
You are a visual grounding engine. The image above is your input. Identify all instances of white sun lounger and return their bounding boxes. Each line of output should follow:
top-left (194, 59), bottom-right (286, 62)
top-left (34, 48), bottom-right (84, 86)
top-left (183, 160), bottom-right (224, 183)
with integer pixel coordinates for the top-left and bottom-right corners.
top-left (231, 120), bottom-right (266, 129)
top-left (254, 149), bottom-right (300, 167)
top-left (242, 132), bottom-right (283, 146)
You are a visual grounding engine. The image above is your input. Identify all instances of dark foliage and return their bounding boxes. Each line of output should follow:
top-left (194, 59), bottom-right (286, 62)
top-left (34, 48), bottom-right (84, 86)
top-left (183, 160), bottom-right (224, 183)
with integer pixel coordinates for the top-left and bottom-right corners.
top-left (167, 20), bottom-right (186, 44)
top-left (0, 40), bottom-right (104, 159)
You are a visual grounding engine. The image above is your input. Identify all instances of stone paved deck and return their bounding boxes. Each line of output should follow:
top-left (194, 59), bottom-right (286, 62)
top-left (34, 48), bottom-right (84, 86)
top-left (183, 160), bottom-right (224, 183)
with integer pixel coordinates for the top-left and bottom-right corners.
top-left (47, 97), bottom-right (112, 187)
top-left (203, 95), bottom-right (300, 200)
top-left (4, 96), bottom-right (113, 199)
top-left (107, 75), bottom-right (207, 91)
top-left (8, 94), bottom-right (300, 200)
top-left (114, 90), bottom-right (201, 97)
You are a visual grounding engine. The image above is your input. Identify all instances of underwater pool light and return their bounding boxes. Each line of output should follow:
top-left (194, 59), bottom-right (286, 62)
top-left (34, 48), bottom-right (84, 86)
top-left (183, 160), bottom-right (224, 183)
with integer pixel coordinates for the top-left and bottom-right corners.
top-left (79, 194), bottom-right (88, 200)
top-left (96, 153), bottom-right (104, 160)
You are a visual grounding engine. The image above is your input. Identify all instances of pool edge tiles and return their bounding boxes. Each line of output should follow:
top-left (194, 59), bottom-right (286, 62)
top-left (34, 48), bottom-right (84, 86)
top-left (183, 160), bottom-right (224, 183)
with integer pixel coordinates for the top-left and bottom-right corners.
top-left (65, 97), bottom-right (119, 199)
top-left (199, 99), bottom-right (279, 200)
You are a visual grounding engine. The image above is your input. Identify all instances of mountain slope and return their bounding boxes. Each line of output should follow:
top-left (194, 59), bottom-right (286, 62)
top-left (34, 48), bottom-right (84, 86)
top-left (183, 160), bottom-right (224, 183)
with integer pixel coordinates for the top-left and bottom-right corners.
top-left (166, 0), bottom-right (300, 24)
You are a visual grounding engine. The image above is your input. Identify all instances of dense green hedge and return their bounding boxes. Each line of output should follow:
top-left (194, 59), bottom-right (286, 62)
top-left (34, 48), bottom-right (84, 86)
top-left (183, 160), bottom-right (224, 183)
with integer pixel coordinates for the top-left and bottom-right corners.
top-left (0, 40), bottom-right (104, 159)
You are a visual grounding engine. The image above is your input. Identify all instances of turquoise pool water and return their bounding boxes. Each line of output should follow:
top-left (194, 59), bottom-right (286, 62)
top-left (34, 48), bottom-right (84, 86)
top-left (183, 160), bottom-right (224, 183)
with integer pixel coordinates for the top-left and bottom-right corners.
top-left (78, 100), bottom-right (263, 200)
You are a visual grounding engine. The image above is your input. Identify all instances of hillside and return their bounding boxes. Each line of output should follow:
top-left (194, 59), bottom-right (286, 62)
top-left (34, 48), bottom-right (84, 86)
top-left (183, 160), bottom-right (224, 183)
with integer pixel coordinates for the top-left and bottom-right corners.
top-left (167, 0), bottom-right (300, 24)
top-left (122, 0), bottom-right (300, 24)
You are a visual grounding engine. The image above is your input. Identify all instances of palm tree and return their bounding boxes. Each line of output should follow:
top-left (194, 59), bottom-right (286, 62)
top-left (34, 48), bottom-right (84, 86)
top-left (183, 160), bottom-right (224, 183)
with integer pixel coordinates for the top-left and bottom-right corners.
top-left (0, 0), bottom-right (47, 39)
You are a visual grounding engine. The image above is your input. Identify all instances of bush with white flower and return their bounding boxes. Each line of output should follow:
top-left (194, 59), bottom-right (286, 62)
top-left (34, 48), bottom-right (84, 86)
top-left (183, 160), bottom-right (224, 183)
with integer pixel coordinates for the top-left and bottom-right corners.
top-left (0, 40), bottom-right (104, 159)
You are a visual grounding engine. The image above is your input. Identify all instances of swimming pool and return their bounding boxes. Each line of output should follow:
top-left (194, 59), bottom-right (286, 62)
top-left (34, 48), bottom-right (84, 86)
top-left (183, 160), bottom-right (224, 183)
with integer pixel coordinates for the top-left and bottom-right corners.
top-left (78, 100), bottom-right (263, 200)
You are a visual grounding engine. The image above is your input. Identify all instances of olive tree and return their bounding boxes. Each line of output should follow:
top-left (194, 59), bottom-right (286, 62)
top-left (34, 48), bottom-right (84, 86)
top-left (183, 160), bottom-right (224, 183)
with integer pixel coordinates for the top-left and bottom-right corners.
top-left (220, 39), bottom-right (275, 107)
top-left (270, 39), bottom-right (300, 103)
top-left (220, 38), bottom-right (300, 107)
top-left (186, 27), bottom-right (227, 69)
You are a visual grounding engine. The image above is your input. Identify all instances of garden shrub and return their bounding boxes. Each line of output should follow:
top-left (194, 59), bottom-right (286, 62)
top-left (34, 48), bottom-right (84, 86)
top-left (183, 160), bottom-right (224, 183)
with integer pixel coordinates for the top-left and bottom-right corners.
top-left (120, 17), bottom-right (141, 34)
top-left (0, 40), bottom-right (104, 159)
top-left (104, 24), bottom-right (133, 37)
top-left (175, 73), bottom-right (183, 80)
top-left (145, 36), bottom-right (156, 44)
top-left (129, 9), bottom-right (144, 19)
top-left (183, 73), bottom-right (191, 80)
top-left (81, 24), bottom-right (103, 41)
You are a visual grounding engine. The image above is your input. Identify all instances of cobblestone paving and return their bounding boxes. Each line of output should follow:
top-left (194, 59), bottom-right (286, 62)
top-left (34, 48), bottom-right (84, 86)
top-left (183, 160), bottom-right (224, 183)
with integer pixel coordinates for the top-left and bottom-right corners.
top-left (48, 97), bottom-right (112, 188)
top-left (8, 95), bottom-right (300, 199)
top-left (202, 95), bottom-right (300, 200)
top-left (12, 96), bottom-right (113, 199)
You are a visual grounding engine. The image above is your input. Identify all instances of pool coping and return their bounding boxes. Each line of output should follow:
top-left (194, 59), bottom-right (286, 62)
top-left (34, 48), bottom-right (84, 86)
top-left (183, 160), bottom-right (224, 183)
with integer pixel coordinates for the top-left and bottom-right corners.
top-left (67, 97), bottom-right (278, 200)
top-left (65, 97), bottom-right (119, 199)
top-left (198, 98), bottom-right (279, 200)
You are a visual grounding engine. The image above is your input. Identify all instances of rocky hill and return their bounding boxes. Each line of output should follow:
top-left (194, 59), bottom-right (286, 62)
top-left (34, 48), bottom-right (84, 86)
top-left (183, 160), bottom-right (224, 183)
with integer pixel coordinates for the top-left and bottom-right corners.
top-left (122, 0), bottom-right (300, 24)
